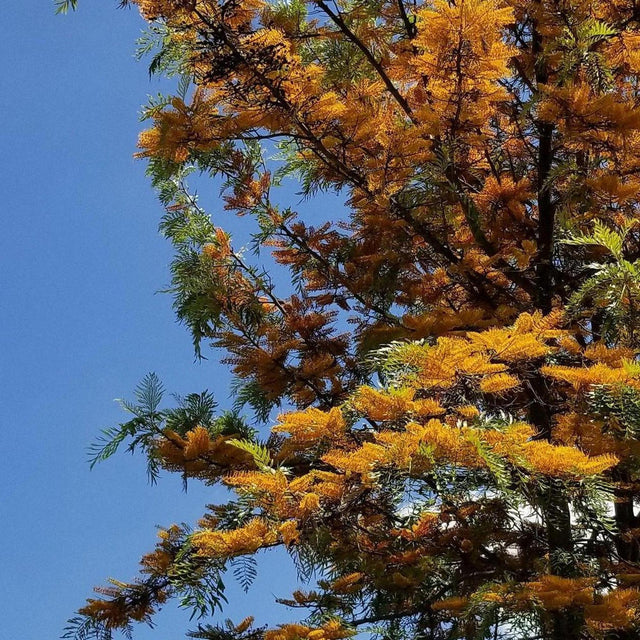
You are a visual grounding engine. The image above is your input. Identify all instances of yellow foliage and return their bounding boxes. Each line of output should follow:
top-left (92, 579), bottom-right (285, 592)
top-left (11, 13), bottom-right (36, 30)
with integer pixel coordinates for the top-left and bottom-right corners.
top-left (135, 0), bottom-right (196, 22)
top-left (274, 407), bottom-right (346, 447)
top-left (467, 329), bottom-right (553, 362)
top-left (431, 596), bottom-right (469, 613)
top-left (410, 0), bottom-right (514, 131)
top-left (235, 617), bottom-right (255, 633)
top-left (330, 573), bottom-right (364, 593)
top-left (192, 518), bottom-right (277, 558)
top-left (584, 343), bottom-right (635, 367)
top-left (541, 363), bottom-right (632, 389)
top-left (351, 386), bottom-right (445, 421)
top-left (474, 175), bottom-right (533, 219)
top-left (322, 411), bottom-right (616, 480)
top-left (456, 405), bottom-right (480, 419)
top-left (479, 373), bottom-right (520, 393)
top-left (299, 492), bottom-right (321, 514)
top-left (183, 426), bottom-right (211, 460)
top-left (394, 512), bottom-right (439, 540)
top-left (523, 575), bottom-right (595, 610)
top-left (401, 337), bottom-right (507, 389)
top-left (265, 624), bottom-right (313, 640)
top-left (539, 82), bottom-right (640, 145)
top-left (521, 440), bottom-right (618, 477)
top-left (279, 520), bottom-right (300, 547)
top-left (265, 621), bottom-right (354, 640)
top-left (79, 598), bottom-right (138, 629)
top-left (323, 442), bottom-right (390, 479)
top-left (225, 468), bottom-right (344, 519)
top-left (351, 386), bottom-right (414, 421)
top-left (585, 589), bottom-right (640, 630)
top-left (551, 411), bottom-right (640, 461)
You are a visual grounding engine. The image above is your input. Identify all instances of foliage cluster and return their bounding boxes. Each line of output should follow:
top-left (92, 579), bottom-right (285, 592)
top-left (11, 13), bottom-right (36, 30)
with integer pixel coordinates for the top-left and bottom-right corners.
top-left (62, 0), bottom-right (640, 639)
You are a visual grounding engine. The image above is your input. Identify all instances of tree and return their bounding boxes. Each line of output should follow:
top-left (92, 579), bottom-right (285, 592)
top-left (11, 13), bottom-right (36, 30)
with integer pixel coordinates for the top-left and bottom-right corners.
top-left (62, 0), bottom-right (640, 639)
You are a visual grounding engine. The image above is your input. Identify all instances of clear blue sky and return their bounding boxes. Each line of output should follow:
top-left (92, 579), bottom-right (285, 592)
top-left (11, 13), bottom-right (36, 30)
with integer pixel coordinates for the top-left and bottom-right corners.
top-left (0, 2), bottom-right (310, 638)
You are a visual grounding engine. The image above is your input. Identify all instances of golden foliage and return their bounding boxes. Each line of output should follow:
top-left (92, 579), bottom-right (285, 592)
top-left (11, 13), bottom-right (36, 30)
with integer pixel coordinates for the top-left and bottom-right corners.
top-left (192, 518), bottom-right (278, 558)
top-left (541, 363), bottom-right (632, 389)
top-left (351, 386), bottom-right (445, 421)
top-left (279, 520), bottom-right (300, 547)
top-left (523, 575), bottom-right (595, 610)
top-left (431, 596), bottom-right (469, 613)
top-left (322, 412), bottom-right (617, 480)
top-left (77, 0), bottom-right (640, 635)
top-left (265, 621), bottom-right (354, 640)
top-left (409, 0), bottom-right (515, 131)
top-left (479, 372), bottom-right (520, 393)
top-left (273, 407), bottom-right (346, 448)
top-left (585, 589), bottom-right (640, 630)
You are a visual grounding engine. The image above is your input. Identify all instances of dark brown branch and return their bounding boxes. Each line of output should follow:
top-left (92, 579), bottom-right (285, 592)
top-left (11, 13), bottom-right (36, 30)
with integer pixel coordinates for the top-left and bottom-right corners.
top-left (397, 0), bottom-right (417, 39)
top-left (532, 22), bottom-right (556, 314)
top-left (313, 0), bottom-right (417, 124)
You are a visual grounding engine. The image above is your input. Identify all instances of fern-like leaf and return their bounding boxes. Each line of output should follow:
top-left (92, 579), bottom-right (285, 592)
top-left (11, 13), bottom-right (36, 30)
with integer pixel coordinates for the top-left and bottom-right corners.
top-left (55, 0), bottom-right (78, 14)
top-left (230, 555), bottom-right (258, 593)
top-left (226, 439), bottom-right (274, 472)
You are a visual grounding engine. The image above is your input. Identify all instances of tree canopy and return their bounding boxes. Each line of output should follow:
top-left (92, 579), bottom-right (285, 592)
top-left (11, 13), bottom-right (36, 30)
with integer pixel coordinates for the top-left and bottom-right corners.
top-left (64, 0), bottom-right (640, 639)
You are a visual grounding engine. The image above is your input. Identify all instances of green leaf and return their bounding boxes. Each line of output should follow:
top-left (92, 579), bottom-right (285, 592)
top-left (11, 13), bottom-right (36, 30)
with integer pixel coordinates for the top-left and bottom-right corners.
top-left (465, 432), bottom-right (512, 490)
top-left (226, 439), bottom-right (274, 472)
top-left (133, 372), bottom-right (165, 415)
top-left (232, 378), bottom-right (278, 423)
top-left (87, 423), bottom-right (135, 469)
top-left (55, 0), bottom-right (78, 14)
top-left (230, 555), bottom-right (258, 593)
top-left (562, 220), bottom-right (625, 259)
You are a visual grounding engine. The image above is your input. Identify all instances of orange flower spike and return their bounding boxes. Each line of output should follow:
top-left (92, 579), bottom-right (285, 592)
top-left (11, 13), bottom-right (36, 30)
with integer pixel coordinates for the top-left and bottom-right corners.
top-left (351, 386), bottom-right (415, 422)
top-left (279, 520), bottom-right (301, 547)
top-left (541, 363), bottom-right (632, 389)
top-left (330, 572), bottom-right (364, 593)
top-left (479, 373), bottom-right (520, 394)
top-left (273, 406), bottom-right (346, 446)
top-left (192, 518), bottom-right (278, 558)
top-left (235, 617), bottom-right (255, 633)
top-left (521, 441), bottom-right (618, 478)
top-left (183, 426), bottom-right (212, 460)
top-left (299, 492), bottom-right (321, 515)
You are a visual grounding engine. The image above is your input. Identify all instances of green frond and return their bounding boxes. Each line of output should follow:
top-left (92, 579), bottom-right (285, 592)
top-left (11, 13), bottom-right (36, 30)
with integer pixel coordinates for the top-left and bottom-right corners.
top-left (187, 621), bottom-right (264, 640)
top-left (562, 220), bottom-right (626, 259)
top-left (579, 19), bottom-right (618, 44)
top-left (136, 22), bottom-right (191, 77)
top-left (62, 615), bottom-right (116, 640)
top-left (206, 497), bottom-right (257, 531)
top-left (165, 390), bottom-right (218, 436)
top-left (170, 544), bottom-right (228, 619)
top-left (226, 439), bottom-right (274, 472)
top-left (55, 0), bottom-right (78, 14)
top-left (88, 373), bottom-right (164, 478)
top-left (557, 19), bottom-right (617, 90)
top-left (87, 423), bottom-right (136, 469)
top-left (366, 339), bottom-right (429, 387)
top-left (466, 432), bottom-right (512, 490)
top-left (133, 372), bottom-right (165, 415)
top-left (587, 384), bottom-right (640, 438)
top-left (230, 555), bottom-right (258, 593)
top-left (232, 378), bottom-right (278, 423)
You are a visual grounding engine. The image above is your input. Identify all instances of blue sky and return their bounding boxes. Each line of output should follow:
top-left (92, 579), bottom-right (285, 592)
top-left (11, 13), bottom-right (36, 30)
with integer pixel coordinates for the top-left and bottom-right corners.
top-left (0, 2), bottom-right (312, 638)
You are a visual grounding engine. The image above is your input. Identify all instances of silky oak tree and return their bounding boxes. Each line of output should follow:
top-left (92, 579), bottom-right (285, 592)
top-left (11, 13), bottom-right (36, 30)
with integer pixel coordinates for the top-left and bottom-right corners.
top-left (60, 0), bottom-right (640, 638)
